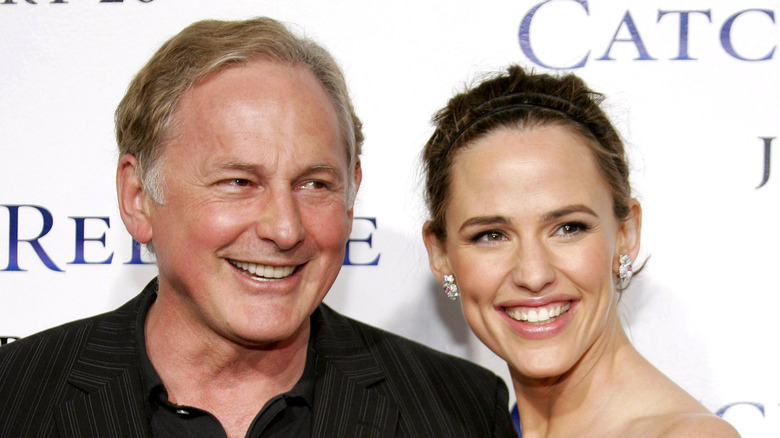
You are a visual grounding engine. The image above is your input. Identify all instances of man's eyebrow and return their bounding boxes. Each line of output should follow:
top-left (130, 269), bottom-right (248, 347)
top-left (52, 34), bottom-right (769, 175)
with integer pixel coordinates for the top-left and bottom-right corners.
top-left (307, 164), bottom-right (342, 174)
top-left (220, 162), bottom-right (260, 172)
top-left (542, 205), bottom-right (598, 222)
top-left (217, 162), bottom-right (344, 179)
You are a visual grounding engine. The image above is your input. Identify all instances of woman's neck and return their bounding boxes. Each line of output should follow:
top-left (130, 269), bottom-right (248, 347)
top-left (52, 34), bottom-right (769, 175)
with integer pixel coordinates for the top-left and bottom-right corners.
top-left (512, 315), bottom-right (640, 437)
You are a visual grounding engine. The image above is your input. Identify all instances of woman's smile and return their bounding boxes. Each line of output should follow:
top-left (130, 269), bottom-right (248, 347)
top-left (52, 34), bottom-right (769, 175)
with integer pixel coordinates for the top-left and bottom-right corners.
top-left (503, 301), bottom-right (571, 324)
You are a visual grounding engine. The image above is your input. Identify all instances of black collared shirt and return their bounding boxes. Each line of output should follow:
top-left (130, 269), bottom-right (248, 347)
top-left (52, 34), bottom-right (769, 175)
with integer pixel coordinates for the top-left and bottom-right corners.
top-left (135, 292), bottom-right (315, 438)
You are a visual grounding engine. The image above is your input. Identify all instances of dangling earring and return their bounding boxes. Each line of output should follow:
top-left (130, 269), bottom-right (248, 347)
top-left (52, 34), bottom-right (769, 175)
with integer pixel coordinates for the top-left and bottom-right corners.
top-left (443, 274), bottom-right (459, 301)
top-left (618, 253), bottom-right (633, 288)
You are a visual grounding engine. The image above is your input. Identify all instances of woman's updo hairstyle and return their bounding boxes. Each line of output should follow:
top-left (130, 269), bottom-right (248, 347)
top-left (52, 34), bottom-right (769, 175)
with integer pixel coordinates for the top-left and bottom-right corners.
top-left (422, 65), bottom-right (631, 241)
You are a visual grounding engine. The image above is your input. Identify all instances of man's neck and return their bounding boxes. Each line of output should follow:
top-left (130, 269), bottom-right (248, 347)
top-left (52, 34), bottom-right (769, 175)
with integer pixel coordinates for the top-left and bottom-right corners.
top-left (143, 290), bottom-right (310, 432)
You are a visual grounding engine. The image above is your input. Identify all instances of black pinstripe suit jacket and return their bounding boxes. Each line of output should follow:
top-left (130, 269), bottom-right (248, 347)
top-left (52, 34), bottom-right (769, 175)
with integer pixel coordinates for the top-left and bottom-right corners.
top-left (0, 280), bottom-right (516, 437)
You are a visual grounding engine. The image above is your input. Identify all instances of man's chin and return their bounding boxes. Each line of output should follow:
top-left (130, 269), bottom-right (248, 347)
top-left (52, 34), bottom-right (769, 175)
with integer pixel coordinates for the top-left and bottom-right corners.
top-left (227, 310), bottom-right (313, 349)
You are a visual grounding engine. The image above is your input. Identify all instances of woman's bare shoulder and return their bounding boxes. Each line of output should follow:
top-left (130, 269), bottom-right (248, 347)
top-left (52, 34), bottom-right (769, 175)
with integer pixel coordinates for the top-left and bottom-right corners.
top-left (617, 352), bottom-right (740, 436)
top-left (627, 412), bottom-right (741, 438)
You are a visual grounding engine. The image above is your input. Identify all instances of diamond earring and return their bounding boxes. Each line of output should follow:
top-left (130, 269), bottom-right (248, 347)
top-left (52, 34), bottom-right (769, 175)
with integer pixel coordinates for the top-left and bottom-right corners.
top-left (443, 274), bottom-right (459, 301)
top-left (618, 253), bottom-right (633, 287)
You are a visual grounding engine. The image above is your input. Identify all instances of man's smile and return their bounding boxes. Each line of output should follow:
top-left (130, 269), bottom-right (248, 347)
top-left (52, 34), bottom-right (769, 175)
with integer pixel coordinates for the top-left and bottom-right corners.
top-left (228, 259), bottom-right (297, 281)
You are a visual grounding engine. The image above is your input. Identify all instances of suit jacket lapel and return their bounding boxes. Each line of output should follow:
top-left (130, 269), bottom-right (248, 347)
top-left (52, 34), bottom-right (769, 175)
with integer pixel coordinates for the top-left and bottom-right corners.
top-left (55, 369), bottom-right (147, 438)
top-left (311, 305), bottom-right (399, 438)
top-left (53, 281), bottom-right (156, 438)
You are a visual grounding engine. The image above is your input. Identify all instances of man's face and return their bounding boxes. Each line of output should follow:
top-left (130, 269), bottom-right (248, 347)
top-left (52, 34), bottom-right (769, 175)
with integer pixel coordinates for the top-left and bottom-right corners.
top-left (146, 60), bottom-right (356, 347)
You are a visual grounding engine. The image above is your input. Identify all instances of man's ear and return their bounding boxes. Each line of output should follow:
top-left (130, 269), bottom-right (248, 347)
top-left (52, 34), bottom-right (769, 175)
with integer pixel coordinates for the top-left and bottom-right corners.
top-left (345, 161), bottom-right (362, 233)
top-left (614, 198), bottom-right (642, 272)
top-left (353, 159), bottom-right (363, 198)
top-left (349, 160), bottom-right (362, 215)
top-left (422, 222), bottom-right (452, 284)
top-left (116, 154), bottom-right (153, 244)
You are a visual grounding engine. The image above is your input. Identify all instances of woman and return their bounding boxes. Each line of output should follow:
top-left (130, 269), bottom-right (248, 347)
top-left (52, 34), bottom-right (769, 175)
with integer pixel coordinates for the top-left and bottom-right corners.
top-left (421, 66), bottom-right (739, 437)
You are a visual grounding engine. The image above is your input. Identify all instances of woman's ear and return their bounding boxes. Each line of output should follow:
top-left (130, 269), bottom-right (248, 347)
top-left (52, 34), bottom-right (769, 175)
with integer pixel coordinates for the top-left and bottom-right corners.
top-left (614, 198), bottom-right (642, 271)
top-left (116, 154), bottom-right (153, 244)
top-left (422, 222), bottom-right (452, 284)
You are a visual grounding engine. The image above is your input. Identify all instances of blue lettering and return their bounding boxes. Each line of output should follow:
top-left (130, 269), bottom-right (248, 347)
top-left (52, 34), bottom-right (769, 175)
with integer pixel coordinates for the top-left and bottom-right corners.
top-left (518, 0), bottom-right (590, 69)
top-left (1, 205), bottom-right (63, 272)
top-left (721, 9), bottom-right (775, 61)
top-left (343, 217), bottom-right (380, 266)
top-left (757, 137), bottom-right (774, 189)
top-left (69, 217), bottom-right (113, 265)
top-left (657, 10), bottom-right (711, 60)
top-left (716, 401), bottom-right (765, 418)
top-left (597, 11), bottom-right (656, 61)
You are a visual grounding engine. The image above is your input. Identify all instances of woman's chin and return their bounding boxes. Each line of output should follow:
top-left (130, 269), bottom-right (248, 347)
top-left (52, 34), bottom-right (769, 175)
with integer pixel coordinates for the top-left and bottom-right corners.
top-left (506, 353), bottom-right (575, 384)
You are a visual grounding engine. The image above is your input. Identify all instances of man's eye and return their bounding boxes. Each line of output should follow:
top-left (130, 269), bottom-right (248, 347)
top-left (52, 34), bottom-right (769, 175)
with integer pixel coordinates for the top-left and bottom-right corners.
top-left (225, 179), bottom-right (251, 186)
top-left (300, 180), bottom-right (326, 189)
top-left (215, 178), bottom-right (254, 189)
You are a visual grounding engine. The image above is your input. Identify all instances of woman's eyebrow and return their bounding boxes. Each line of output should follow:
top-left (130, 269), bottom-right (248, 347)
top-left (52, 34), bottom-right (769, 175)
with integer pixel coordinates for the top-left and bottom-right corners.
top-left (543, 204), bottom-right (598, 222)
top-left (459, 216), bottom-right (510, 232)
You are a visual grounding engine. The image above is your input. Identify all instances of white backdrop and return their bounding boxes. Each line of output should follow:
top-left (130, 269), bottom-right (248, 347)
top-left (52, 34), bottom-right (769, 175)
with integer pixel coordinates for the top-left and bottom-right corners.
top-left (1, 1), bottom-right (778, 436)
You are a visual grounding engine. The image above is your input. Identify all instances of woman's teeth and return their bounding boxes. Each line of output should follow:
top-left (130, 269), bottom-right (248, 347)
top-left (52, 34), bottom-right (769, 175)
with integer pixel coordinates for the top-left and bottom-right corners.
top-left (505, 302), bottom-right (571, 324)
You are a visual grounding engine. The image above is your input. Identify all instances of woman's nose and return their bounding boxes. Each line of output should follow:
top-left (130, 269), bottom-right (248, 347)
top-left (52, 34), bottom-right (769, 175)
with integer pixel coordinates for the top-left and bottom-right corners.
top-left (511, 239), bottom-right (556, 293)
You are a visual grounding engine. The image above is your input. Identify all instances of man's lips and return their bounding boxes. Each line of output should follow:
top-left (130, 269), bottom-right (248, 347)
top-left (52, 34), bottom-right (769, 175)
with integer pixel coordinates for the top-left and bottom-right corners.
top-left (503, 301), bottom-right (572, 324)
top-left (228, 259), bottom-right (297, 281)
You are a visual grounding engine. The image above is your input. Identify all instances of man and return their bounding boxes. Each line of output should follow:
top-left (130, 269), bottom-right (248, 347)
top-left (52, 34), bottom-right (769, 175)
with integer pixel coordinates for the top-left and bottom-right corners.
top-left (0, 17), bottom-right (515, 437)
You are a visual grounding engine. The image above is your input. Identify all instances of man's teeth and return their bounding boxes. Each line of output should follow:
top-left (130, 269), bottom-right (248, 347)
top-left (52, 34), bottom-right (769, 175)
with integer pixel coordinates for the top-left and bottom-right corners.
top-left (229, 260), bottom-right (295, 280)
top-left (505, 302), bottom-right (571, 324)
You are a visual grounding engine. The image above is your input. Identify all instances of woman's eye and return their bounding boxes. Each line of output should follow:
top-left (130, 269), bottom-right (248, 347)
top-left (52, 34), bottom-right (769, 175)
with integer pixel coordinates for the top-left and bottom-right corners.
top-left (473, 230), bottom-right (506, 243)
top-left (556, 222), bottom-right (588, 237)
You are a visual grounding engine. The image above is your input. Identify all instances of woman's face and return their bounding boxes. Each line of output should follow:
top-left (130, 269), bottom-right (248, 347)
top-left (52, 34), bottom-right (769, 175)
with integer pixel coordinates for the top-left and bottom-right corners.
top-left (424, 124), bottom-right (639, 380)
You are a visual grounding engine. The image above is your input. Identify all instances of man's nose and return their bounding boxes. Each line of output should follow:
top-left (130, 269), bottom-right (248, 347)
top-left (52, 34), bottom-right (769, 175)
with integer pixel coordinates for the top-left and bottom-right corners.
top-left (254, 189), bottom-right (305, 251)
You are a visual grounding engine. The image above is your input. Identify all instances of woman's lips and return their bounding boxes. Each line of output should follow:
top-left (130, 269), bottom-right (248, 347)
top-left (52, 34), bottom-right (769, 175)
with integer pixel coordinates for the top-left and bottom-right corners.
top-left (499, 300), bottom-right (577, 339)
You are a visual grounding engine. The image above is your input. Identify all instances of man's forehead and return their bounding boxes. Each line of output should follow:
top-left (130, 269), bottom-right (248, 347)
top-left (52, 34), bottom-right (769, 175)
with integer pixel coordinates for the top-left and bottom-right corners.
top-left (188, 59), bottom-right (321, 102)
top-left (160, 59), bottom-right (348, 170)
top-left (173, 61), bottom-right (336, 132)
